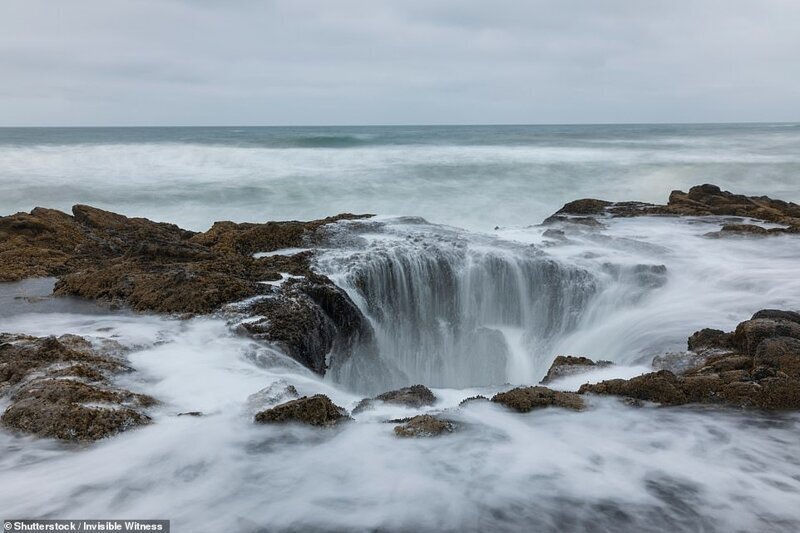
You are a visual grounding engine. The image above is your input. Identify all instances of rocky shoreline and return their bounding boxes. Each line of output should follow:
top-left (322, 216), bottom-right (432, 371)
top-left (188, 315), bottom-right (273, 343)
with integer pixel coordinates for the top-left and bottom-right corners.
top-left (1, 184), bottom-right (799, 441)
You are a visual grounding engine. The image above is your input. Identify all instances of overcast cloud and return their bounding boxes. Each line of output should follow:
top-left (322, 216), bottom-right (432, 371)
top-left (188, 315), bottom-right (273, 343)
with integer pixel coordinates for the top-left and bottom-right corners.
top-left (1, 0), bottom-right (798, 125)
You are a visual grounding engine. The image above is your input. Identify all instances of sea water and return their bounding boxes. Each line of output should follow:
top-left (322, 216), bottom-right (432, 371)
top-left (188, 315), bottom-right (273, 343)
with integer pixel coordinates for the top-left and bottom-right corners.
top-left (1, 124), bottom-right (800, 532)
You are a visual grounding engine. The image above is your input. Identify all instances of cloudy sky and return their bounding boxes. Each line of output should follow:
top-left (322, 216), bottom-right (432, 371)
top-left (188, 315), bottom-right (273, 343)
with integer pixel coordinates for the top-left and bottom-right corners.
top-left (1, 0), bottom-right (798, 126)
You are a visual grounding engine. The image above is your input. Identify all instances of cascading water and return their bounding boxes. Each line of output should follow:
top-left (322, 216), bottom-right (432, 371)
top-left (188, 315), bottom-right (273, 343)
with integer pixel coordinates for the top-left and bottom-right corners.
top-left (318, 218), bottom-right (605, 391)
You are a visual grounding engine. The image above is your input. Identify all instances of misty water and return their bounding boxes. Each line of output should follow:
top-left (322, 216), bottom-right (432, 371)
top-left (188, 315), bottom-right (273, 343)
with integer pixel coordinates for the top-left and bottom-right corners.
top-left (1, 124), bottom-right (800, 532)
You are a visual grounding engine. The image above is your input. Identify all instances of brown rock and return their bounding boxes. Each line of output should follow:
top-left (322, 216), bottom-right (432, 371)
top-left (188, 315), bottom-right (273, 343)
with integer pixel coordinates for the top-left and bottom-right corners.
top-left (687, 328), bottom-right (734, 352)
top-left (393, 415), bottom-right (456, 438)
top-left (2, 379), bottom-right (155, 441)
top-left (579, 370), bottom-right (687, 406)
top-left (754, 337), bottom-right (800, 378)
top-left (353, 384), bottom-right (437, 414)
top-left (254, 394), bottom-right (351, 426)
top-left (541, 355), bottom-right (612, 384)
top-left (733, 318), bottom-right (800, 356)
top-left (491, 386), bottom-right (584, 412)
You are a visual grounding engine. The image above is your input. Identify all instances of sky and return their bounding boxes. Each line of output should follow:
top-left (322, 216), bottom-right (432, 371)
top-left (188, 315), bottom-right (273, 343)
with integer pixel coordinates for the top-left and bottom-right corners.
top-left (1, 0), bottom-right (799, 126)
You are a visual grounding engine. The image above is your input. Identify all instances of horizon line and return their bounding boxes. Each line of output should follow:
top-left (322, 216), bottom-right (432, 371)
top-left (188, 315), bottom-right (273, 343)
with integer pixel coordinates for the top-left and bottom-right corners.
top-left (0, 120), bottom-right (798, 129)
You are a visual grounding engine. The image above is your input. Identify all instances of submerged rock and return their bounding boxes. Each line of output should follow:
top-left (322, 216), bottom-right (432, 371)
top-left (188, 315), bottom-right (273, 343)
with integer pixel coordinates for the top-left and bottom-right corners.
top-left (393, 415), bottom-right (456, 438)
top-left (540, 355), bottom-right (612, 384)
top-left (0, 333), bottom-right (155, 441)
top-left (352, 384), bottom-right (437, 414)
top-left (491, 386), bottom-right (584, 412)
top-left (254, 394), bottom-right (351, 426)
top-left (458, 395), bottom-right (489, 407)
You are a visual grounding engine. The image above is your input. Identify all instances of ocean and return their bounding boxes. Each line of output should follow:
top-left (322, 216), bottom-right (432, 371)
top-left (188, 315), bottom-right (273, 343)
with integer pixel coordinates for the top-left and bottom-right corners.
top-left (1, 123), bottom-right (799, 231)
top-left (1, 124), bottom-right (800, 532)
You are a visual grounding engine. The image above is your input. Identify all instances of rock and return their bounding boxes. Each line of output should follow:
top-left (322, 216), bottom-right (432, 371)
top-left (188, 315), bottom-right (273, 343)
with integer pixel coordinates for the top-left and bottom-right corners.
top-left (458, 395), bottom-right (489, 407)
top-left (2, 379), bottom-right (155, 441)
top-left (0, 334), bottom-right (130, 395)
top-left (177, 411), bottom-right (204, 417)
top-left (554, 199), bottom-right (613, 216)
top-left (754, 337), bottom-right (800, 378)
top-left (254, 394), bottom-right (351, 426)
top-left (238, 273), bottom-right (374, 375)
top-left (353, 384), bottom-right (437, 414)
top-left (687, 328), bottom-right (734, 352)
top-left (752, 309), bottom-right (800, 325)
top-left (733, 317), bottom-right (800, 356)
top-left (491, 386), bottom-right (584, 412)
top-left (652, 351), bottom-right (708, 375)
top-left (0, 204), bottom-right (370, 315)
top-left (0, 333), bottom-right (156, 441)
top-left (544, 184), bottom-right (800, 230)
top-left (579, 370), bottom-right (687, 406)
top-left (704, 224), bottom-right (771, 238)
top-left (582, 309), bottom-right (800, 410)
top-left (393, 415), bottom-right (456, 438)
top-left (0, 204), bottom-right (376, 376)
top-left (540, 355), bottom-right (612, 384)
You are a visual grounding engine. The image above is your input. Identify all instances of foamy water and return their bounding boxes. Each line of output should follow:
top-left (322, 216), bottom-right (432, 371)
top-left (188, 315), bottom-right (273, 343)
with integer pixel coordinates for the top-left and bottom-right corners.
top-left (1, 125), bottom-right (800, 531)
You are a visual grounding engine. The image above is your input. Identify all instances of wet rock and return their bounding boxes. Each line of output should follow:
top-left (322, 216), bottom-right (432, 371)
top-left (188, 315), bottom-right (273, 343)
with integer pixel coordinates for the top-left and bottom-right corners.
top-left (0, 334), bottom-right (130, 395)
top-left (458, 395), bottom-right (489, 407)
top-left (393, 415), bottom-right (456, 438)
top-left (583, 309), bottom-right (800, 410)
top-left (579, 370), bottom-right (687, 406)
top-left (545, 184), bottom-right (800, 231)
top-left (0, 204), bottom-right (370, 315)
top-left (491, 386), bottom-right (584, 412)
top-left (541, 355), bottom-right (612, 384)
top-left (704, 224), bottom-right (772, 238)
top-left (733, 317), bottom-right (800, 356)
top-left (254, 394), bottom-right (351, 427)
top-left (751, 309), bottom-right (800, 325)
top-left (353, 384), bottom-right (437, 414)
top-left (687, 328), bottom-right (734, 352)
top-left (2, 379), bottom-right (155, 441)
top-left (177, 411), bottom-right (204, 417)
top-left (238, 273), bottom-right (375, 375)
top-left (753, 337), bottom-right (800, 378)
top-left (0, 333), bottom-right (156, 441)
top-left (554, 198), bottom-right (613, 216)
top-left (652, 351), bottom-right (708, 375)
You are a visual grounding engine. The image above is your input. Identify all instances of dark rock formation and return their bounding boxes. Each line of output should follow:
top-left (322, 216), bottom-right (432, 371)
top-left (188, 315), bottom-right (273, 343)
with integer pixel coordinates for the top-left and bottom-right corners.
top-left (253, 394), bottom-right (351, 426)
top-left (0, 334), bottom-right (156, 441)
top-left (0, 204), bottom-right (370, 313)
top-left (548, 184), bottom-right (800, 232)
top-left (393, 415), bottom-right (456, 438)
top-left (0, 204), bottom-right (375, 375)
top-left (237, 273), bottom-right (375, 375)
top-left (491, 386), bottom-right (584, 412)
top-left (581, 309), bottom-right (800, 409)
top-left (352, 384), bottom-right (437, 414)
top-left (541, 355), bottom-right (613, 384)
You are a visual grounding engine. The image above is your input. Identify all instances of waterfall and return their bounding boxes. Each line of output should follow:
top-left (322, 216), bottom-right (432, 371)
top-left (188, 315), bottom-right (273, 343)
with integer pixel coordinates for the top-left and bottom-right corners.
top-left (317, 218), bottom-right (599, 391)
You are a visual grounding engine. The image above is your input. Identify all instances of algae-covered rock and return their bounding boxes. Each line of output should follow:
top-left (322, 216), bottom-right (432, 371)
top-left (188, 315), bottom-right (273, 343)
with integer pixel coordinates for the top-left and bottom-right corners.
top-left (254, 394), bottom-right (351, 426)
top-left (393, 415), bottom-right (456, 438)
top-left (491, 386), bottom-right (584, 412)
